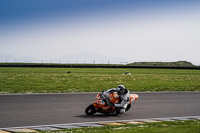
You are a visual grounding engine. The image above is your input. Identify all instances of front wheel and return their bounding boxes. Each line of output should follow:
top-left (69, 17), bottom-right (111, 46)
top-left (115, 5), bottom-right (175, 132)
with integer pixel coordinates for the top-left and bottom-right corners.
top-left (85, 104), bottom-right (96, 115)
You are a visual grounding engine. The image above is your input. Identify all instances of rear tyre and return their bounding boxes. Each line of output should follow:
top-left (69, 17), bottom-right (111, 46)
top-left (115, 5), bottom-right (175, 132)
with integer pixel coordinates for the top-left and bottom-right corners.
top-left (125, 104), bottom-right (131, 112)
top-left (85, 104), bottom-right (96, 115)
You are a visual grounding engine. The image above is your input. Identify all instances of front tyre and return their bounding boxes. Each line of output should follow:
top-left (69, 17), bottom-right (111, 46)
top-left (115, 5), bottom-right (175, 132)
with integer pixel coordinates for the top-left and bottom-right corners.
top-left (85, 104), bottom-right (96, 115)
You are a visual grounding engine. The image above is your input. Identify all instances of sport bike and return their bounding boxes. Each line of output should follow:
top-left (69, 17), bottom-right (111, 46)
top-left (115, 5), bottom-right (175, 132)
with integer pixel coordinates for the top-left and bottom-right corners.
top-left (85, 92), bottom-right (139, 115)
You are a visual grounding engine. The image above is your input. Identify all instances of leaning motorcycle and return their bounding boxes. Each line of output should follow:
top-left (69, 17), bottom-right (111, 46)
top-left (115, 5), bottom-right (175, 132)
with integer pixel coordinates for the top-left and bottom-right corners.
top-left (85, 92), bottom-right (139, 115)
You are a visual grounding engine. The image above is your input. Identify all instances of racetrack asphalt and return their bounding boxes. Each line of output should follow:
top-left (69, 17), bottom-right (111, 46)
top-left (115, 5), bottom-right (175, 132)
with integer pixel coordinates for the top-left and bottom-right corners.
top-left (0, 92), bottom-right (200, 128)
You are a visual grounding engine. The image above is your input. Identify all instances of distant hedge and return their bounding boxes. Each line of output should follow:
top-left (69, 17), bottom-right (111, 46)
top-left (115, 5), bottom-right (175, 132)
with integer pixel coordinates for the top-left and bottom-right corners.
top-left (0, 63), bottom-right (200, 69)
top-left (127, 61), bottom-right (195, 67)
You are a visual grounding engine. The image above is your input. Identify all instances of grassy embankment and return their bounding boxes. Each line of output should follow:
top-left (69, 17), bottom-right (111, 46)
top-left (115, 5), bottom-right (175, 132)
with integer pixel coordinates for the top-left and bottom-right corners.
top-left (39, 120), bottom-right (200, 133)
top-left (0, 67), bottom-right (200, 93)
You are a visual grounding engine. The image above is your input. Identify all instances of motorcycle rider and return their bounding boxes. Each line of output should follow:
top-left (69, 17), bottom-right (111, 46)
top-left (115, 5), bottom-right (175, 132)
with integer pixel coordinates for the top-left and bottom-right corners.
top-left (100, 85), bottom-right (130, 114)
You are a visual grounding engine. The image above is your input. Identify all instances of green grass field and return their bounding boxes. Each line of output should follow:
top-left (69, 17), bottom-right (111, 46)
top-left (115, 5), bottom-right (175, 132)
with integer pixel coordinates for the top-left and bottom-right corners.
top-left (40, 120), bottom-right (200, 133)
top-left (0, 67), bottom-right (200, 93)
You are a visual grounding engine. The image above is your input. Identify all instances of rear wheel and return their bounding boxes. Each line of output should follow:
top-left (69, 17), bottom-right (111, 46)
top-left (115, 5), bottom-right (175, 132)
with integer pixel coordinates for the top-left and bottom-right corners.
top-left (125, 104), bottom-right (131, 112)
top-left (85, 104), bottom-right (96, 115)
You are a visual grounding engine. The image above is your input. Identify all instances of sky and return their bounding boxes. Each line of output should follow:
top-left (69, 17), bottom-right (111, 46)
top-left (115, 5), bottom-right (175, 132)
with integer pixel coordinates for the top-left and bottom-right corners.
top-left (0, 0), bottom-right (200, 65)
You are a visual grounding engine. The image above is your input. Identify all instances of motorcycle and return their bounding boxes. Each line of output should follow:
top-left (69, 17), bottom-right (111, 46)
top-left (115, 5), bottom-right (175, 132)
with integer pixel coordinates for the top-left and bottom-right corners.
top-left (85, 92), bottom-right (139, 115)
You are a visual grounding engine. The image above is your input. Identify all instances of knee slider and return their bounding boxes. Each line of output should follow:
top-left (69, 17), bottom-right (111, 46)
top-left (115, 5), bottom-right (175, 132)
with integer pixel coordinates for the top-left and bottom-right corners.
top-left (120, 109), bottom-right (125, 114)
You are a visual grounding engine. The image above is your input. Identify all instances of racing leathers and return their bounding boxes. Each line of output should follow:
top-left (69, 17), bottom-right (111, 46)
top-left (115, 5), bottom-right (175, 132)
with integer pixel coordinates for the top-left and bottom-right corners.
top-left (101, 88), bottom-right (130, 114)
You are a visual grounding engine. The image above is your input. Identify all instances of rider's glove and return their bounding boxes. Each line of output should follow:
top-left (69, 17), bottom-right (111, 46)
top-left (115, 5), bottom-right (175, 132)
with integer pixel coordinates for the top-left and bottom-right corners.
top-left (109, 102), bottom-right (114, 107)
top-left (100, 94), bottom-right (106, 100)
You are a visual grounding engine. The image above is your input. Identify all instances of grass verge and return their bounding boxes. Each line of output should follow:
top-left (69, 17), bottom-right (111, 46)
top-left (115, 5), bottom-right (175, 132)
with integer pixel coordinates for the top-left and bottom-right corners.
top-left (0, 67), bottom-right (200, 93)
top-left (38, 119), bottom-right (200, 133)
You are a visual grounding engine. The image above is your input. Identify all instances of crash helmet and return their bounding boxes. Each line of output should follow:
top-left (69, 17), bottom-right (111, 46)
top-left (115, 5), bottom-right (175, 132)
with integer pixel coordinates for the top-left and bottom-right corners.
top-left (117, 85), bottom-right (125, 94)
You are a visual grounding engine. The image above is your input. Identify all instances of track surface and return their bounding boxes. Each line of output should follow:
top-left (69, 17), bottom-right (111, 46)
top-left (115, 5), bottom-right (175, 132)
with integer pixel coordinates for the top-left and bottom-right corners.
top-left (0, 92), bottom-right (200, 128)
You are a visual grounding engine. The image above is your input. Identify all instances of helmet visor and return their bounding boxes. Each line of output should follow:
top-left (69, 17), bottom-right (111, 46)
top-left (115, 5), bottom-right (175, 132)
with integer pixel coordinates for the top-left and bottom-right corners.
top-left (120, 89), bottom-right (125, 94)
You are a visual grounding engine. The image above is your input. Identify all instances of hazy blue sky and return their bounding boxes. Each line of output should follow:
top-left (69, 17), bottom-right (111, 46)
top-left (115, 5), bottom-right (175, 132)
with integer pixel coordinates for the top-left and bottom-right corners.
top-left (0, 0), bottom-right (200, 64)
